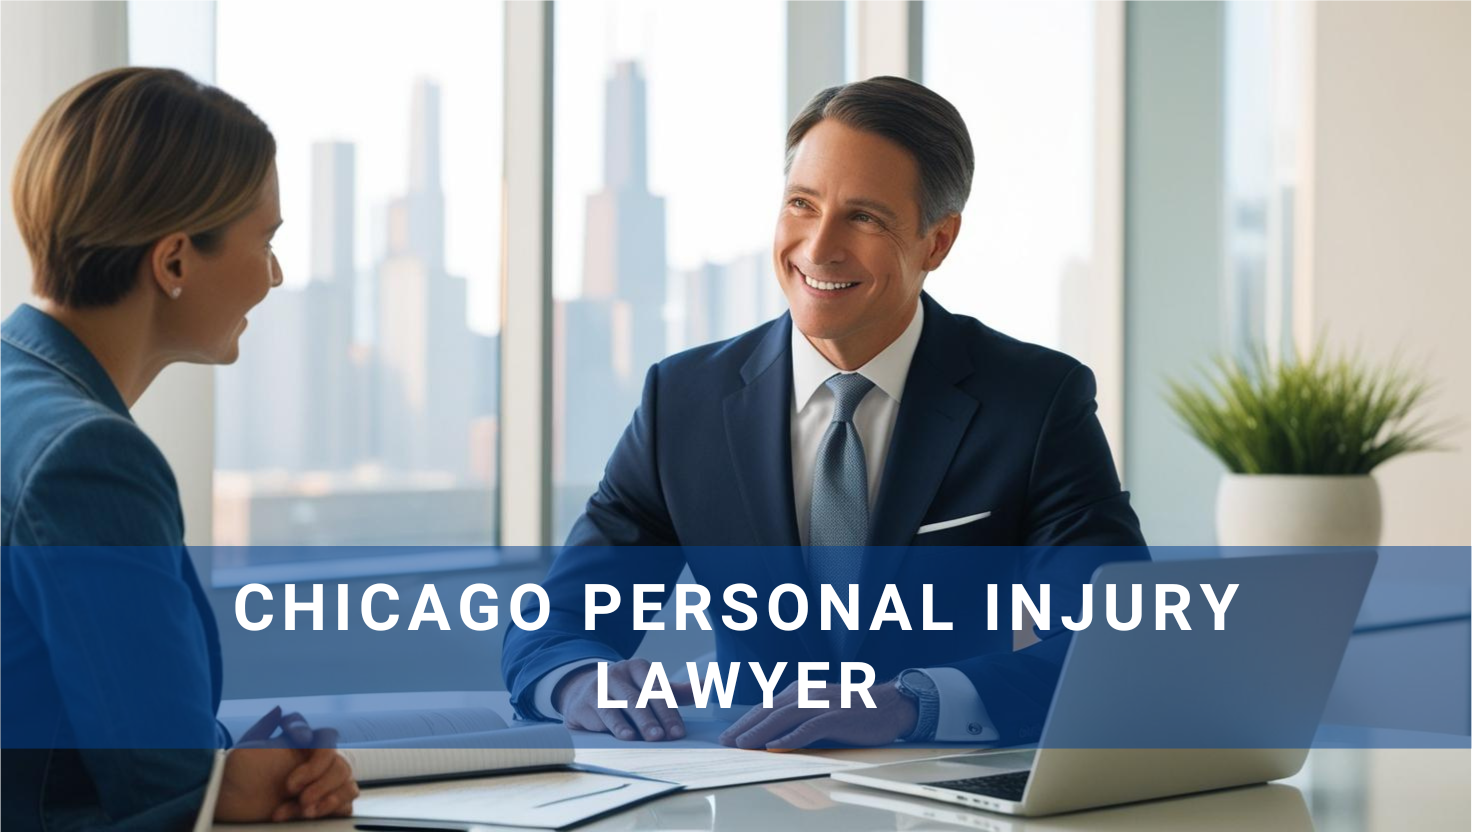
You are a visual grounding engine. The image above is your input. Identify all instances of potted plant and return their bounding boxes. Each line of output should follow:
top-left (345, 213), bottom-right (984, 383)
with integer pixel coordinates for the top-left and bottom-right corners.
top-left (1166, 345), bottom-right (1447, 546)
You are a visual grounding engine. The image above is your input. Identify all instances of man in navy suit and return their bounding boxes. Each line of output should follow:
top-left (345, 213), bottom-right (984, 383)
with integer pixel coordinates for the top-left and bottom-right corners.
top-left (502, 77), bottom-right (1146, 749)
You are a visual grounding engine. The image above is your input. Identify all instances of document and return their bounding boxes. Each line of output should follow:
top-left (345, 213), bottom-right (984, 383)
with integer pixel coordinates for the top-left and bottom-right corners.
top-left (572, 720), bottom-right (865, 790)
top-left (576, 746), bottom-right (866, 791)
top-left (353, 769), bottom-right (679, 829)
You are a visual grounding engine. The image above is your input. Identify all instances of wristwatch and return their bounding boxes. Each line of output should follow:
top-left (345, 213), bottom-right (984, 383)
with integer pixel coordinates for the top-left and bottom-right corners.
top-left (893, 669), bottom-right (940, 742)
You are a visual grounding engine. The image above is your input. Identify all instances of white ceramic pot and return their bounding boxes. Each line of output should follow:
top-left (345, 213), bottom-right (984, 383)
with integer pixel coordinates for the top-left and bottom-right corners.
top-left (1215, 474), bottom-right (1382, 547)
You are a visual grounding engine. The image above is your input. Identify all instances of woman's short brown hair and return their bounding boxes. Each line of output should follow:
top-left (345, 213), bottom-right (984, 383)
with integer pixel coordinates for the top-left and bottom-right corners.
top-left (11, 67), bottom-right (275, 308)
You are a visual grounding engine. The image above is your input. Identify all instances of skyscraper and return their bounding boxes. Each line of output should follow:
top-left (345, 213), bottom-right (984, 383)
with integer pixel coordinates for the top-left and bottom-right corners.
top-left (214, 78), bottom-right (500, 547)
top-left (405, 80), bottom-right (446, 272)
top-left (311, 142), bottom-right (357, 283)
top-left (375, 79), bottom-right (476, 475)
top-left (680, 250), bottom-right (774, 349)
top-left (580, 61), bottom-right (667, 374)
top-left (216, 142), bottom-right (359, 472)
top-left (305, 141), bottom-right (359, 469)
top-left (557, 61), bottom-right (669, 488)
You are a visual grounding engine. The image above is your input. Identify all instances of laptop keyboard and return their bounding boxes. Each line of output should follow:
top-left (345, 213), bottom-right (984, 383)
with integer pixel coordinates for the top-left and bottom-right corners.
top-left (927, 770), bottom-right (1031, 802)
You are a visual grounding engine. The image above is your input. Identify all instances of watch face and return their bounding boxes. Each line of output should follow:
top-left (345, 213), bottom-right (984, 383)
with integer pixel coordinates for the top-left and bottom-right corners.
top-left (901, 670), bottom-right (937, 695)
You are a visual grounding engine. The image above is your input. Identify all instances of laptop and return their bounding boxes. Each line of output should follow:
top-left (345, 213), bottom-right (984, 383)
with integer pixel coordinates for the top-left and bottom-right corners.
top-left (832, 550), bottom-right (1375, 817)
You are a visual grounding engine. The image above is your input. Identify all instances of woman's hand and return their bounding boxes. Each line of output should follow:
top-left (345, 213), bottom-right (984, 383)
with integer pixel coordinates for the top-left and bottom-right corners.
top-left (276, 738), bottom-right (358, 820)
top-left (213, 706), bottom-right (359, 822)
top-left (214, 743), bottom-right (300, 823)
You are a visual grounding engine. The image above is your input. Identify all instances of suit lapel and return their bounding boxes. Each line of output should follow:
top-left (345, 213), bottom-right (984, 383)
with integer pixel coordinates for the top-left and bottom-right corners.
top-left (723, 300), bottom-right (981, 663)
top-left (723, 315), bottom-right (802, 550)
top-left (869, 295), bottom-right (980, 547)
top-left (850, 296), bottom-right (979, 660)
top-left (723, 315), bottom-right (831, 662)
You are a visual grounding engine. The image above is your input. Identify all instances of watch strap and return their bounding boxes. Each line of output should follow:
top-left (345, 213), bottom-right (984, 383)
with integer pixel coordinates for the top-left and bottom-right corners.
top-left (898, 671), bottom-right (940, 742)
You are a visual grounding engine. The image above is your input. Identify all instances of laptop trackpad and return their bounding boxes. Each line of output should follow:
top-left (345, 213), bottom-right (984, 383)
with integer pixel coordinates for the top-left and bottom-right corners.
top-left (937, 750), bottom-right (1036, 775)
top-left (859, 751), bottom-right (1036, 785)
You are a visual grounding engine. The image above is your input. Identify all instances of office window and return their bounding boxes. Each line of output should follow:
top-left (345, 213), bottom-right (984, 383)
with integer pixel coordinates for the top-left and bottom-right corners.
top-left (206, 1), bottom-right (505, 554)
top-left (923, 1), bottom-right (1097, 354)
top-left (551, 0), bottom-right (788, 542)
top-left (1223, 1), bottom-right (1303, 363)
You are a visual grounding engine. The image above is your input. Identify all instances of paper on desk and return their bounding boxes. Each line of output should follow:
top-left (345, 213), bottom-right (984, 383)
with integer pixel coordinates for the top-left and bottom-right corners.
top-left (353, 769), bottom-right (678, 829)
top-left (576, 746), bottom-right (866, 791)
top-left (569, 715), bottom-right (732, 749)
top-left (571, 718), bottom-right (865, 790)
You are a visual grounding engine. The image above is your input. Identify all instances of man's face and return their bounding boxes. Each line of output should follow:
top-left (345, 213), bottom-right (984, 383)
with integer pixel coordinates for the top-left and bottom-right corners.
top-left (773, 118), bottom-right (958, 360)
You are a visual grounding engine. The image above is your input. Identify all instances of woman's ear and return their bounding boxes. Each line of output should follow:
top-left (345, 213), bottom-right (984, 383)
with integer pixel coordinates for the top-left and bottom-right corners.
top-left (149, 233), bottom-right (189, 299)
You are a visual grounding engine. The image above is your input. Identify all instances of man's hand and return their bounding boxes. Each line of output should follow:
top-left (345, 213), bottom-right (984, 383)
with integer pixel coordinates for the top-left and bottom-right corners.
top-left (554, 659), bottom-right (694, 741)
top-left (718, 680), bottom-right (918, 750)
top-left (214, 706), bottom-right (359, 822)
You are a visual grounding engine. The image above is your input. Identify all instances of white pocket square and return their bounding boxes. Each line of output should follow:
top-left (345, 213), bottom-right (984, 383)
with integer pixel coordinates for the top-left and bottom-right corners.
top-left (917, 511), bottom-right (992, 535)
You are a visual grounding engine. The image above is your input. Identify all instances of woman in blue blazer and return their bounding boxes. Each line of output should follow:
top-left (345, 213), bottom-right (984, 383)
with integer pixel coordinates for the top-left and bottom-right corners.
top-left (2, 67), bottom-right (356, 829)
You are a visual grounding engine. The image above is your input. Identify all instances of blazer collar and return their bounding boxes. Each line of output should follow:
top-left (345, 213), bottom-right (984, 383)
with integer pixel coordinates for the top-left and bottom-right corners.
top-left (868, 292), bottom-right (980, 545)
top-left (723, 297), bottom-right (982, 660)
top-left (845, 292), bottom-right (981, 659)
top-left (1, 303), bottom-right (131, 419)
top-left (725, 314), bottom-right (825, 655)
top-left (725, 295), bottom-right (981, 549)
top-left (726, 313), bottom-right (802, 547)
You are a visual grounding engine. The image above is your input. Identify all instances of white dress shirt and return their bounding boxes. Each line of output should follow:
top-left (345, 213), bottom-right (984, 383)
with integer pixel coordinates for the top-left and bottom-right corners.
top-left (535, 300), bottom-right (998, 742)
top-left (789, 300), bottom-right (921, 546)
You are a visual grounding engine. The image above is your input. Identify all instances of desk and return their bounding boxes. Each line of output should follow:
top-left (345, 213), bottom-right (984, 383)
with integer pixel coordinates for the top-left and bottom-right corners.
top-left (215, 694), bottom-right (1469, 831)
top-left (213, 748), bottom-right (1469, 831)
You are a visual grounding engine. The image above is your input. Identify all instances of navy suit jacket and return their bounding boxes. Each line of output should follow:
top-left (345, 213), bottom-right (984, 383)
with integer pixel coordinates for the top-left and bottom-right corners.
top-left (2, 304), bottom-right (226, 830)
top-left (503, 294), bottom-right (1146, 744)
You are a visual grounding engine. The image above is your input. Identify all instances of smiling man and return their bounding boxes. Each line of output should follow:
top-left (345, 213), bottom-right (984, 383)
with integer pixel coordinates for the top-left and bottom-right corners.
top-left (502, 77), bottom-right (1147, 749)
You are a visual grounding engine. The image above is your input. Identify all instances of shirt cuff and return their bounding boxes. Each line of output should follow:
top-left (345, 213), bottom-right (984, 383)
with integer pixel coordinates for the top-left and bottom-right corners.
top-left (532, 659), bottom-right (605, 720)
top-left (916, 666), bottom-right (1000, 743)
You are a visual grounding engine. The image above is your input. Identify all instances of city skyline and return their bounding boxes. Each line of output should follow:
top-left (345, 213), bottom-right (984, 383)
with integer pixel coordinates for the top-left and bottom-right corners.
top-left (212, 45), bottom-right (1099, 548)
top-left (551, 61), bottom-right (780, 534)
top-left (216, 79), bottom-right (499, 548)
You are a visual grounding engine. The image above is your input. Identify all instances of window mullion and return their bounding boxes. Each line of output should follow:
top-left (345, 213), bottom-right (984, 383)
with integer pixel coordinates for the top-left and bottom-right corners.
top-left (499, 1), bottom-right (554, 547)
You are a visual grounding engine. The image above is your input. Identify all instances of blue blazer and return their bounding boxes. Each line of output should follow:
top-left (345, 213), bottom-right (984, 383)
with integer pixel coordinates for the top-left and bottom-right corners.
top-left (503, 294), bottom-right (1147, 743)
top-left (2, 304), bottom-right (226, 830)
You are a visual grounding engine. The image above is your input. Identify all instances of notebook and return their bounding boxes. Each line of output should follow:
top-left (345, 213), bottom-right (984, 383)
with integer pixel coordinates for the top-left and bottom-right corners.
top-left (212, 706), bottom-right (676, 828)
top-left (221, 707), bottom-right (574, 784)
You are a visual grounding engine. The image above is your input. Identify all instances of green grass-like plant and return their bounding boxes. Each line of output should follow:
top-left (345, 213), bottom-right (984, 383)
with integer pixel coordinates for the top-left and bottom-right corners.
top-left (1165, 345), bottom-right (1447, 475)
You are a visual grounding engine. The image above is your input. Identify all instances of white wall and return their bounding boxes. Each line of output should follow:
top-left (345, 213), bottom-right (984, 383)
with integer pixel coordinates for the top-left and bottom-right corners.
top-left (1, 2), bottom-right (127, 318)
top-left (1298, 1), bottom-right (1470, 545)
top-left (2, 2), bottom-right (215, 548)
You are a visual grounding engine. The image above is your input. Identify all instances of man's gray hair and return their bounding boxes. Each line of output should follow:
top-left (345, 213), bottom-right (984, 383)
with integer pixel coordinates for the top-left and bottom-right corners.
top-left (785, 76), bottom-right (975, 233)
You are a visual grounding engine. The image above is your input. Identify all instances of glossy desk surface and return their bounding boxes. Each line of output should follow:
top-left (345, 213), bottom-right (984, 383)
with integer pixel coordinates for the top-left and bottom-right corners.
top-left (215, 748), bottom-right (1469, 831)
top-left (214, 692), bottom-right (1469, 831)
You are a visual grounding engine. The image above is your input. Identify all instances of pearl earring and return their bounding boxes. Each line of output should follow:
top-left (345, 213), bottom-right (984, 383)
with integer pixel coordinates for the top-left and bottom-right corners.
top-left (169, 286), bottom-right (182, 299)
